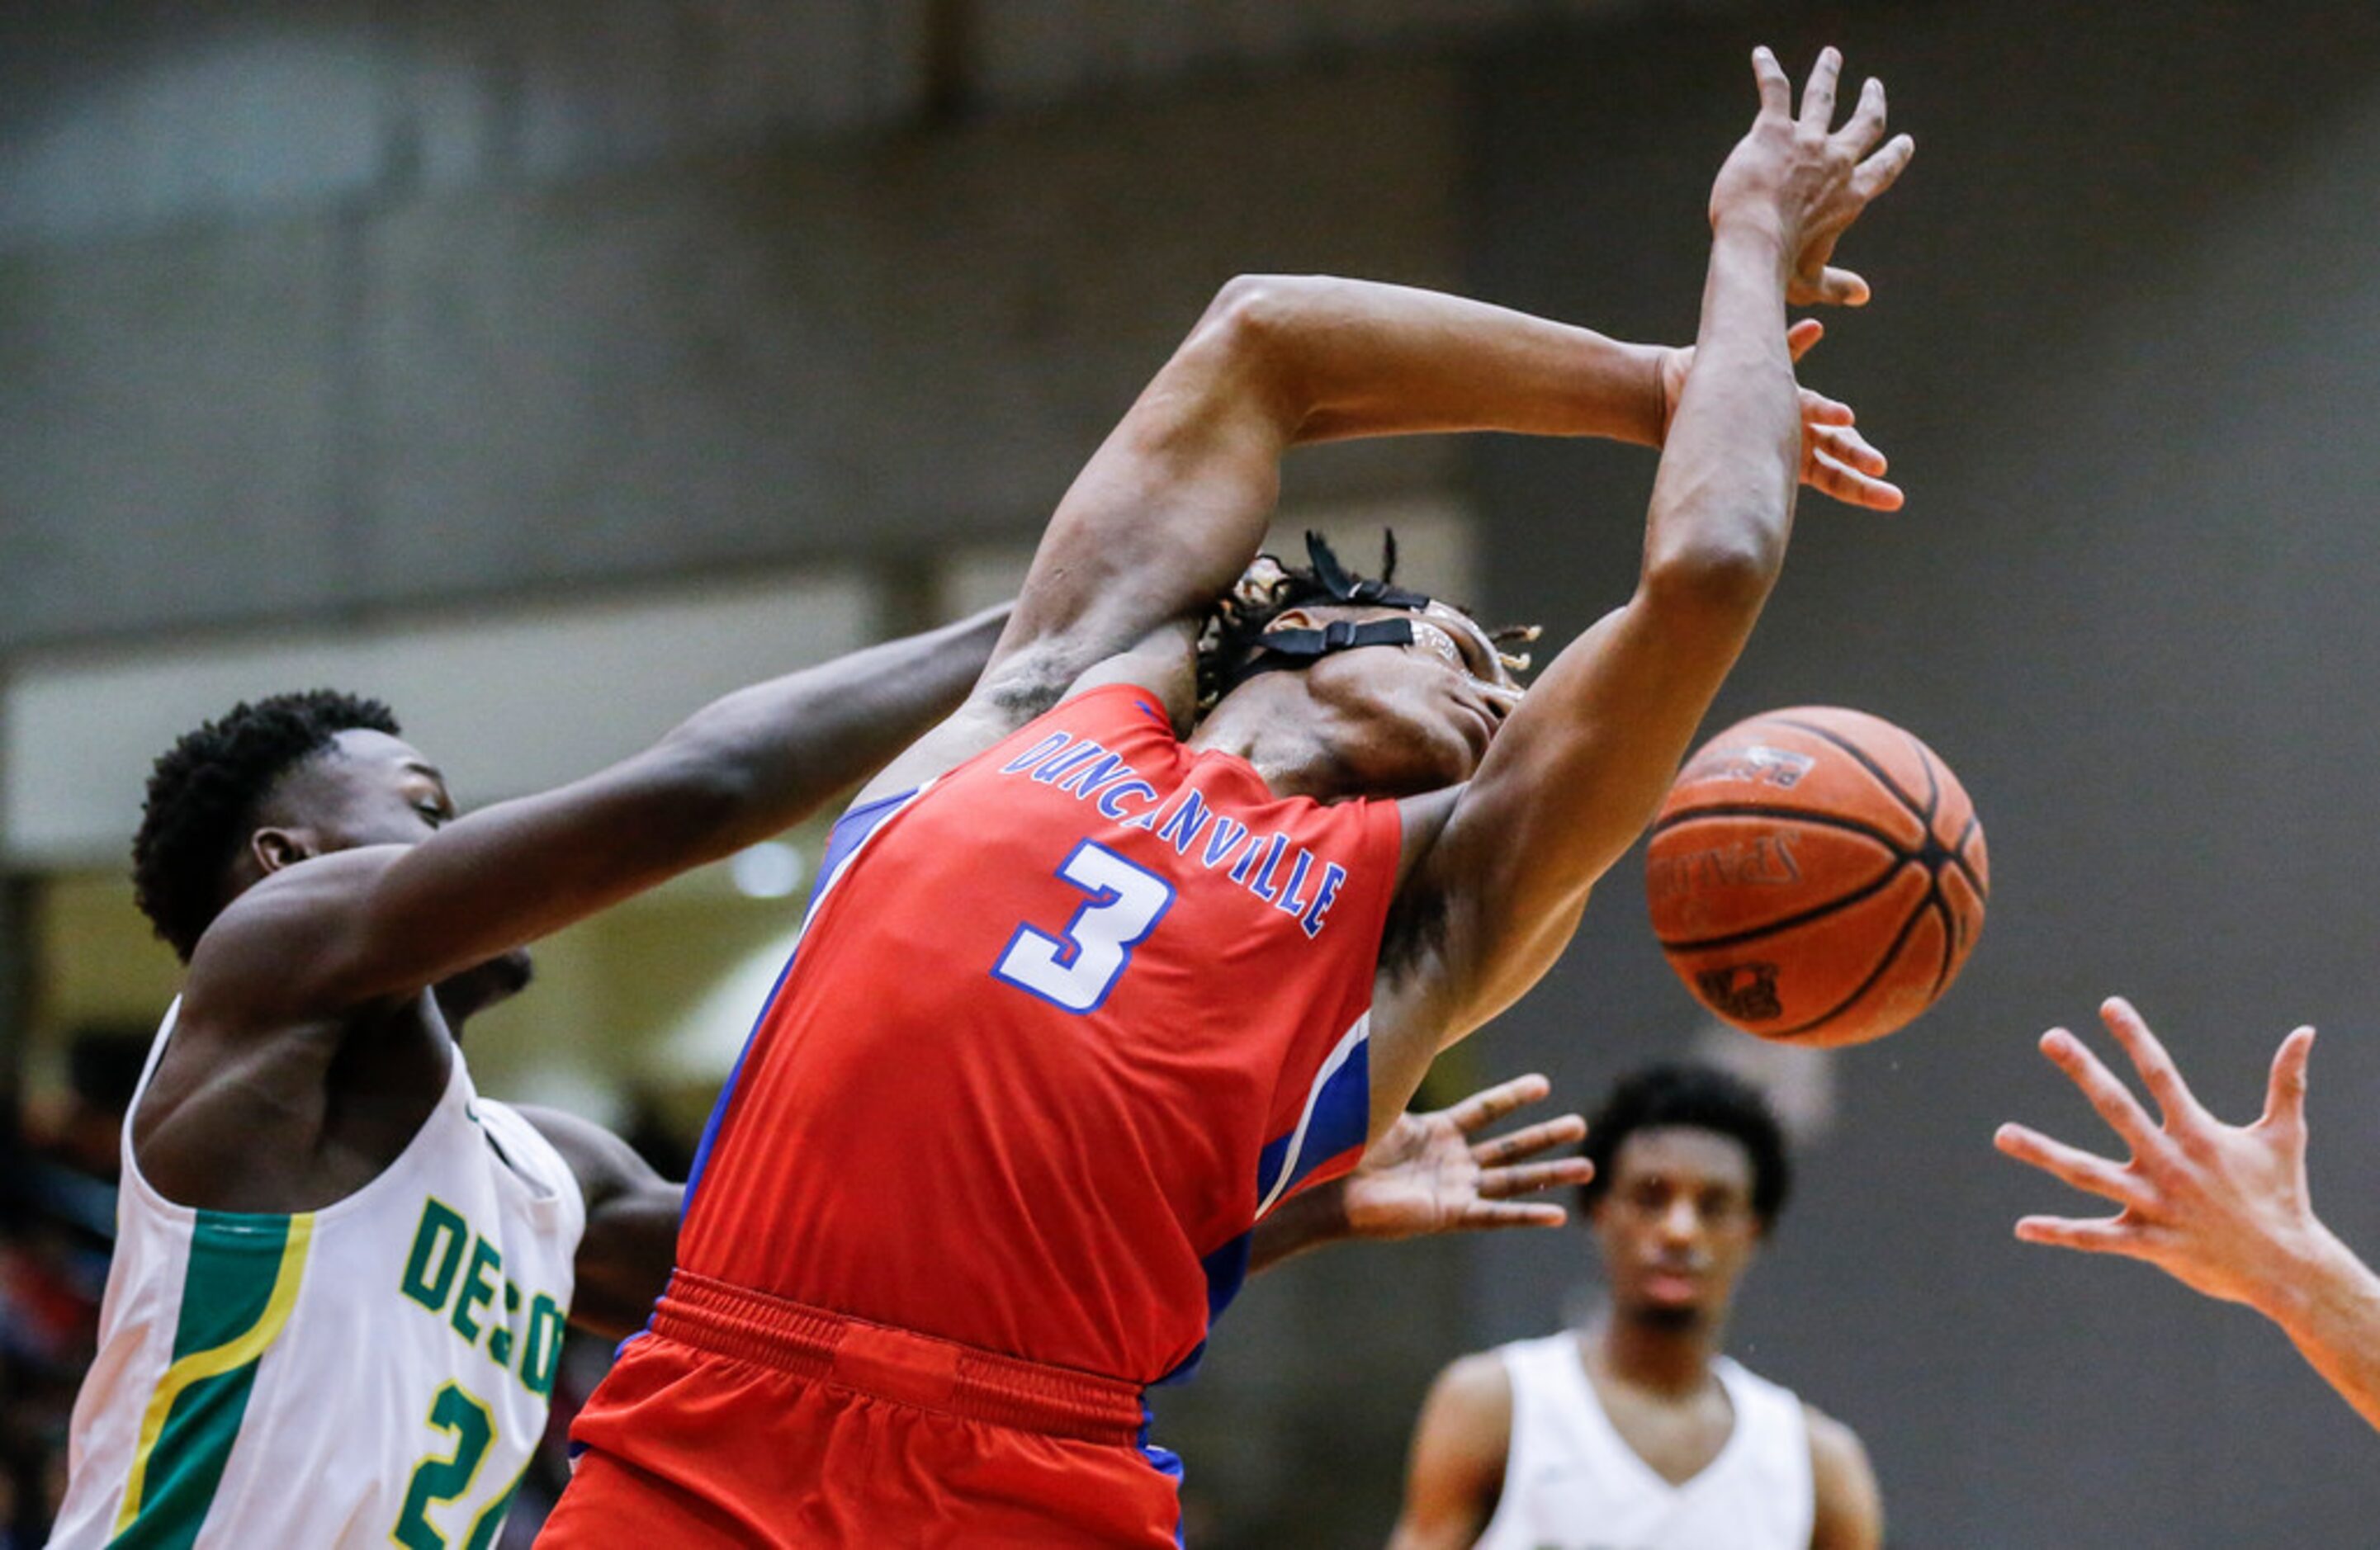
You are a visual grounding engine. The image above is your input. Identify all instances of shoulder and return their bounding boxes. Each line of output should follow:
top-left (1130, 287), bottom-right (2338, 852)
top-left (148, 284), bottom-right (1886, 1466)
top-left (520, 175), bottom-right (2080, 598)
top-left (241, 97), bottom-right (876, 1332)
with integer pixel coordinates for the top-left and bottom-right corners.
top-left (1802, 1401), bottom-right (1883, 1550)
top-left (1422, 1348), bottom-right (1517, 1443)
top-left (1394, 1348), bottom-right (1517, 1548)
top-left (1053, 623), bottom-right (1199, 728)
top-left (851, 632), bottom-right (1194, 810)
top-left (1802, 1401), bottom-right (1872, 1475)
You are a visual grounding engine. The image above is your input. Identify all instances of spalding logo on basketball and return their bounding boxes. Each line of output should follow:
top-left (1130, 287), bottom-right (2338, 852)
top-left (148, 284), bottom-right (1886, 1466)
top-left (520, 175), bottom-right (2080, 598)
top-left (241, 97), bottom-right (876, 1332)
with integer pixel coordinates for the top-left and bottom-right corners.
top-left (1646, 706), bottom-right (1988, 1047)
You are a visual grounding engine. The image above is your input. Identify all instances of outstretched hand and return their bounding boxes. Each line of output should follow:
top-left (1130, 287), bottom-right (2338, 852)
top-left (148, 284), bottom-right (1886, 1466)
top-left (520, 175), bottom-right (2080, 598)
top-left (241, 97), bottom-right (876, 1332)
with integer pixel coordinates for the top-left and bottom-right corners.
top-left (1340, 1072), bottom-right (1595, 1241)
top-left (1994, 996), bottom-right (2324, 1312)
top-left (1710, 45), bottom-right (1914, 309)
top-left (1658, 319), bottom-right (1901, 510)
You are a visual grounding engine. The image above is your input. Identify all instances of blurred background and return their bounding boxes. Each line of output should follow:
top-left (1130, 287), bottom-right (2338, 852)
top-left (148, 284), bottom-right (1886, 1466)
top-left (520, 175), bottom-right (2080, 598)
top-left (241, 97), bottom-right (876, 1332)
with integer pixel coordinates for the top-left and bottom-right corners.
top-left (4, 0), bottom-right (2379, 1543)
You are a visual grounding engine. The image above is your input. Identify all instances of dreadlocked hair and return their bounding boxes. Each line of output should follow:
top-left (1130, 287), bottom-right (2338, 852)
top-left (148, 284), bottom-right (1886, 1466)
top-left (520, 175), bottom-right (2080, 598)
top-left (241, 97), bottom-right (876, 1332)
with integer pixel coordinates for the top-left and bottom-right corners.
top-left (1193, 530), bottom-right (1540, 709)
top-left (132, 689), bottom-right (400, 962)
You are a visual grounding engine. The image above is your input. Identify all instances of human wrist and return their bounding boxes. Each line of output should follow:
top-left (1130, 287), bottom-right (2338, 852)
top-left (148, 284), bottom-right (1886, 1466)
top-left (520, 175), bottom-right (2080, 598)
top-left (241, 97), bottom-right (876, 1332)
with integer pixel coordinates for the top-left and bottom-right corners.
top-left (1710, 210), bottom-right (1795, 273)
top-left (1297, 1178), bottom-right (1358, 1244)
top-left (1627, 343), bottom-right (1676, 447)
top-left (1252, 1180), bottom-right (1353, 1271)
top-left (2247, 1217), bottom-right (2359, 1326)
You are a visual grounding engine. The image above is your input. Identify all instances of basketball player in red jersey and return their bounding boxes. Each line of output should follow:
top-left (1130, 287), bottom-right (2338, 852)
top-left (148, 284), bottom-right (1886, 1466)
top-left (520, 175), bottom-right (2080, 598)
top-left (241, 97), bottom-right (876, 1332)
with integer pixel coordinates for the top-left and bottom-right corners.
top-left (545, 45), bottom-right (1914, 1548)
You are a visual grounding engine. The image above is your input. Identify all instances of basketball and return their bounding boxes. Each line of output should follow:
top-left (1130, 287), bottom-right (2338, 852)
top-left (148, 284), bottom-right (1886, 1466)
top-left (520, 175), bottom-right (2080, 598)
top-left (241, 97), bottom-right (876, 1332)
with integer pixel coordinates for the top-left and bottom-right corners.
top-left (1644, 706), bottom-right (1988, 1047)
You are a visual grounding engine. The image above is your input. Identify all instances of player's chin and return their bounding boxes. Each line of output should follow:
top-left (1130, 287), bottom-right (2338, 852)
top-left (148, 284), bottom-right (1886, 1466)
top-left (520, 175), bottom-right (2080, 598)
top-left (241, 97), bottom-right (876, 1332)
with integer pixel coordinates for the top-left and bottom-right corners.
top-left (1372, 725), bottom-right (1480, 796)
top-left (1438, 716), bottom-right (1494, 786)
top-left (1323, 702), bottom-right (1483, 796)
top-left (1627, 1294), bottom-right (1711, 1333)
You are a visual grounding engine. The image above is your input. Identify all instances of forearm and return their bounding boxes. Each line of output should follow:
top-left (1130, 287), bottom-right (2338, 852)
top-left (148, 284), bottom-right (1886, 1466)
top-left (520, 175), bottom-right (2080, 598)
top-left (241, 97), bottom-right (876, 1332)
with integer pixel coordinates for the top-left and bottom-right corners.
top-left (1002, 278), bottom-right (1671, 677)
top-left (1403, 229), bottom-right (1805, 1042)
top-left (569, 1186), bottom-right (683, 1341)
top-left (1247, 1181), bottom-right (1352, 1274)
top-left (1640, 222), bottom-right (1801, 589)
top-left (1255, 276), bottom-right (1670, 449)
top-left (665, 603), bottom-right (1007, 845)
top-left (2259, 1226), bottom-right (2380, 1430)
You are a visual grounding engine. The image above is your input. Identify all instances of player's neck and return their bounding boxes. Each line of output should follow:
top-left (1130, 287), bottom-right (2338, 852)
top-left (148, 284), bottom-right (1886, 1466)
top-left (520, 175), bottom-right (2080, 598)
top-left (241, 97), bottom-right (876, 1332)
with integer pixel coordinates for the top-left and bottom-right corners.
top-left (1584, 1308), bottom-right (1726, 1399)
top-left (1186, 692), bottom-right (1352, 801)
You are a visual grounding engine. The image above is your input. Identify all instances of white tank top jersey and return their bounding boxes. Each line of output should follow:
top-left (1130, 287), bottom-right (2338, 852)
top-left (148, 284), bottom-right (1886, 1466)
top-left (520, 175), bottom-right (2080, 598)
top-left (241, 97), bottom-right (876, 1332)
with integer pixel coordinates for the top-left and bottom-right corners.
top-left (1474, 1332), bottom-right (1815, 1550)
top-left (49, 1001), bottom-right (586, 1550)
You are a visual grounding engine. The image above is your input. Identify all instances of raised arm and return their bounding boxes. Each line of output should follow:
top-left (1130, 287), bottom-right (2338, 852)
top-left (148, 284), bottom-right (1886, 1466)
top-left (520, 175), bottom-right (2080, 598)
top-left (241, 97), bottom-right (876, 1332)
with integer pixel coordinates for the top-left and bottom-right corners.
top-left (1371, 49), bottom-right (1913, 1106)
top-left (1995, 997), bottom-right (2380, 1432)
top-left (190, 605), bottom-right (1005, 1021)
top-left (860, 281), bottom-right (1753, 803)
top-left (996, 281), bottom-right (1683, 688)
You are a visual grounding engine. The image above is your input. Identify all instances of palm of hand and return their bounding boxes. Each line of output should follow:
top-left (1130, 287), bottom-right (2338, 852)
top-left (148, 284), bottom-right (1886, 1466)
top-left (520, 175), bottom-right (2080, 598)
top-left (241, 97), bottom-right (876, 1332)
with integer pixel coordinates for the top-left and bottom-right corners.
top-left (1999, 1005), bottom-right (2325, 1318)
top-left (1323, 1073), bottom-right (1589, 1244)
top-left (1341, 1112), bottom-right (1480, 1241)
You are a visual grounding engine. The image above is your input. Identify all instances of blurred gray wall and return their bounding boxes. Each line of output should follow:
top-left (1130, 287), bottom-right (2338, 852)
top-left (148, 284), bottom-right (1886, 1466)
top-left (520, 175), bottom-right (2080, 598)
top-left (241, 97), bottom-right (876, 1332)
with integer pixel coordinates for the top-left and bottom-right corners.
top-left (7, 1), bottom-right (2380, 1545)
top-left (1460, 5), bottom-right (2380, 1547)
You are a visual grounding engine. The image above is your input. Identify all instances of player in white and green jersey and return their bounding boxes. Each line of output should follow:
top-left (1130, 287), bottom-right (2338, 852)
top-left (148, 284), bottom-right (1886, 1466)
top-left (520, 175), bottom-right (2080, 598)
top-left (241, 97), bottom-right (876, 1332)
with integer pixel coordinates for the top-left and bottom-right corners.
top-left (47, 609), bottom-right (1010, 1550)
top-left (53, 999), bottom-right (583, 1549)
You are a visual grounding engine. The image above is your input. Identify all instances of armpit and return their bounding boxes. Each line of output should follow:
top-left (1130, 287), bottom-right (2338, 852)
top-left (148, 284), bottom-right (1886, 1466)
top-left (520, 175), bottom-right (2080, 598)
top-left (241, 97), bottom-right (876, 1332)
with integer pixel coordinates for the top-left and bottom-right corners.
top-left (1380, 883), bottom-right (1450, 982)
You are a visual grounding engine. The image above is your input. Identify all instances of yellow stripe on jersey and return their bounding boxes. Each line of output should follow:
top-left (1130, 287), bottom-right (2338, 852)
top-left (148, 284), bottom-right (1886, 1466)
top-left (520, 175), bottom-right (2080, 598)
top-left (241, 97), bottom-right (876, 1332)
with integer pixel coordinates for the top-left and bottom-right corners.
top-left (112, 1212), bottom-right (315, 1536)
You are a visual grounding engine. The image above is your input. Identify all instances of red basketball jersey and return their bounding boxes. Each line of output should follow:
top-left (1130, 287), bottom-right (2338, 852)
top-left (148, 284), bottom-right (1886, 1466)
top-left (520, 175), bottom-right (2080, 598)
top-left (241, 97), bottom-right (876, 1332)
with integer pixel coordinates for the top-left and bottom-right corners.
top-left (674, 681), bottom-right (1403, 1382)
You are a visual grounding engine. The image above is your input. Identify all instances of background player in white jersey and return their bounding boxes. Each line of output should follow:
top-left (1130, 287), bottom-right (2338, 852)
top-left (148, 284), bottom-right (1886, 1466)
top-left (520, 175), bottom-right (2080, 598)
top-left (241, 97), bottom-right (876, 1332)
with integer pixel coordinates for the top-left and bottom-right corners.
top-left (1995, 995), bottom-right (2380, 1431)
top-left (49, 637), bottom-right (1599, 1550)
top-left (1389, 1063), bottom-right (1881, 1550)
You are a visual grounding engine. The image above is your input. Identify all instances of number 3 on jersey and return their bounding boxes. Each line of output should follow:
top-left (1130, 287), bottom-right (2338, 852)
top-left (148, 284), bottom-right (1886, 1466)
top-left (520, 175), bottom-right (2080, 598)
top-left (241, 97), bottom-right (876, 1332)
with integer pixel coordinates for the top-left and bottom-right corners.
top-left (993, 841), bottom-right (1173, 1013)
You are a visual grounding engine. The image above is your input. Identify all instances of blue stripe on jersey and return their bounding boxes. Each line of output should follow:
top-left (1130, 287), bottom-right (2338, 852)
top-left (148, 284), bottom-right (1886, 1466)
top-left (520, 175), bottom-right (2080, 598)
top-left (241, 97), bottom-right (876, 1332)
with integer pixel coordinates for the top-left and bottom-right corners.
top-left (1150, 1230), bottom-right (1253, 1390)
top-left (1252, 1131), bottom-right (1294, 1208)
top-left (1137, 1402), bottom-right (1188, 1550)
top-left (1286, 1046), bottom-right (1370, 1191)
top-left (1199, 1233), bottom-right (1252, 1326)
top-left (805, 786), bottom-right (925, 920)
top-left (674, 953), bottom-right (800, 1230)
top-left (677, 788), bottom-right (920, 1225)
top-left (1252, 1038), bottom-right (1371, 1211)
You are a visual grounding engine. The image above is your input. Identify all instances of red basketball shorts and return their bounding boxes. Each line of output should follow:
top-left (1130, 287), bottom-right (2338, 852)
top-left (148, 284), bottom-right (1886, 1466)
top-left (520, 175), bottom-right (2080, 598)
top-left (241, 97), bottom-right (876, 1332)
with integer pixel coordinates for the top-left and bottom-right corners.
top-left (536, 1273), bottom-right (1185, 1548)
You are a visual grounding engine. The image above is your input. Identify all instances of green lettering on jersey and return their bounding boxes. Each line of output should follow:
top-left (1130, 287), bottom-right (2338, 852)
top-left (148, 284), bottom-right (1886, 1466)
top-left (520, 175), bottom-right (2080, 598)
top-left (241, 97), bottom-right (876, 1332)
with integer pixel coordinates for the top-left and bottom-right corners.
top-left (391, 1381), bottom-right (495, 1550)
top-left (400, 1199), bottom-right (470, 1314)
top-left (489, 1282), bottom-right (521, 1368)
top-left (518, 1294), bottom-right (565, 1397)
top-left (448, 1238), bottom-right (503, 1344)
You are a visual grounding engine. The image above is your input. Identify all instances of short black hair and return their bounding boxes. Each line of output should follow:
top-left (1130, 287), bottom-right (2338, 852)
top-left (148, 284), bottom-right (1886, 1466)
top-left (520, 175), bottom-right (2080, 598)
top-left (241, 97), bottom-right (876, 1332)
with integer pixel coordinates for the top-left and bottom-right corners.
top-left (1579, 1062), bottom-right (1791, 1230)
top-left (131, 690), bottom-right (400, 962)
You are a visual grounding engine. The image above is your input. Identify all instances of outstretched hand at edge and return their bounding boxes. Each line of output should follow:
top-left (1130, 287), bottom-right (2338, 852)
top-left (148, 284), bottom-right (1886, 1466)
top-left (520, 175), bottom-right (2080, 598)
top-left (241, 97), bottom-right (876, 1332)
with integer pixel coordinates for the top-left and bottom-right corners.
top-left (1995, 995), bottom-right (2380, 1431)
top-left (1994, 996), bottom-right (2320, 1310)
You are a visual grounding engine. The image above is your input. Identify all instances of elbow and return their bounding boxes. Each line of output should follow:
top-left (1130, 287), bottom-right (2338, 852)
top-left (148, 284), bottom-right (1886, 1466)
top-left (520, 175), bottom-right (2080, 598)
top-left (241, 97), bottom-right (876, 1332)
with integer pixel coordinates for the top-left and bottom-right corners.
top-left (1640, 527), bottom-right (1784, 621)
top-left (1199, 273), bottom-right (1319, 342)
top-left (1191, 274), bottom-right (1332, 413)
